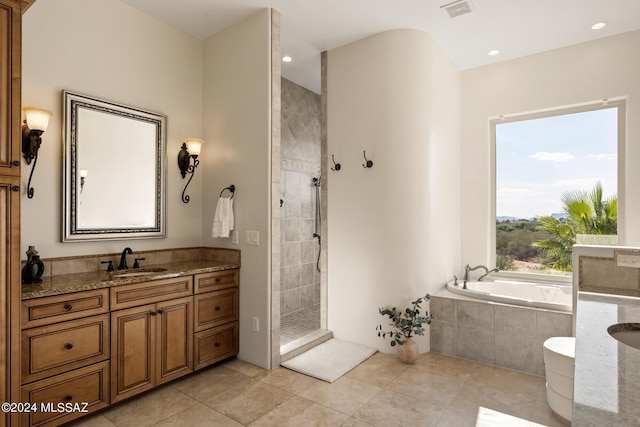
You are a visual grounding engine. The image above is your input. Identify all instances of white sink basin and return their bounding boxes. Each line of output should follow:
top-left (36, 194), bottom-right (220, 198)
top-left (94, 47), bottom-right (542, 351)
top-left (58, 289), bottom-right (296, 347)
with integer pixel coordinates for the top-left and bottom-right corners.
top-left (112, 267), bottom-right (167, 278)
top-left (608, 323), bottom-right (640, 350)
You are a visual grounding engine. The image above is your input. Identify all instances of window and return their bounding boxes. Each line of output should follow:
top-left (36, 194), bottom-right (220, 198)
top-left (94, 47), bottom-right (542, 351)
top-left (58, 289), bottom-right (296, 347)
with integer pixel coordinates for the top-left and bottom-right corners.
top-left (492, 100), bottom-right (625, 277)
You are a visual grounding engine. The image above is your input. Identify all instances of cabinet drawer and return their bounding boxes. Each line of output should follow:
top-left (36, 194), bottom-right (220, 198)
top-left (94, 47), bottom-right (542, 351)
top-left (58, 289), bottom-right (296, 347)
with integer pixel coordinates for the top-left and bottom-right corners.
top-left (22, 314), bottom-right (110, 384)
top-left (21, 289), bottom-right (109, 329)
top-left (110, 276), bottom-right (193, 310)
top-left (21, 360), bottom-right (110, 427)
top-left (194, 321), bottom-right (239, 370)
top-left (194, 269), bottom-right (238, 294)
top-left (194, 288), bottom-right (239, 332)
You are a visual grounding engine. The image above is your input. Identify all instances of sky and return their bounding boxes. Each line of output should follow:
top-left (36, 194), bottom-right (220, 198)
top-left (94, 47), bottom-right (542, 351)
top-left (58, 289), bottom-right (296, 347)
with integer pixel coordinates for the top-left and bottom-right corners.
top-left (496, 106), bottom-right (618, 219)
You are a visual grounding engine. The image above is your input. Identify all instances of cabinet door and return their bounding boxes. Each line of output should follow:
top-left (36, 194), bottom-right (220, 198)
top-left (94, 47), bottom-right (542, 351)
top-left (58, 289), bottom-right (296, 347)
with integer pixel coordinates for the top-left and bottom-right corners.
top-left (0, 0), bottom-right (21, 176)
top-left (111, 304), bottom-right (156, 403)
top-left (1, 2), bottom-right (22, 425)
top-left (0, 176), bottom-right (20, 427)
top-left (156, 297), bottom-right (192, 385)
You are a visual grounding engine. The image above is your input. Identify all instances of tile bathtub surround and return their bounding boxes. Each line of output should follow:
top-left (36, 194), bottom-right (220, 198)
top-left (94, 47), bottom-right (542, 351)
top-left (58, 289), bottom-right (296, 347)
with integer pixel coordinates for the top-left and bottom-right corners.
top-left (68, 352), bottom-right (564, 427)
top-left (430, 292), bottom-right (571, 376)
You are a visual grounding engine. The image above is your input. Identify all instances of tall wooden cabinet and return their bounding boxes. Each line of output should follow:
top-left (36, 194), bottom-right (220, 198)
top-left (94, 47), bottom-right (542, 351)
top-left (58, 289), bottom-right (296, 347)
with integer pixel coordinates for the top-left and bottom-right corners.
top-left (0, 1), bottom-right (24, 427)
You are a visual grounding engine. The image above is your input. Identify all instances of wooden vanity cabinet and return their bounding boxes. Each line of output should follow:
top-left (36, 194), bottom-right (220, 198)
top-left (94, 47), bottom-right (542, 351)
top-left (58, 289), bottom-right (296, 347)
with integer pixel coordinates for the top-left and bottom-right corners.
top-left (19, 290), bottom-right (111, 426)
top-left (110, 280), bottom-right (193, 403)
top-left (18, 269), bottom-right (238, 424)
top-left (193, 270), bottom-right (239, 370)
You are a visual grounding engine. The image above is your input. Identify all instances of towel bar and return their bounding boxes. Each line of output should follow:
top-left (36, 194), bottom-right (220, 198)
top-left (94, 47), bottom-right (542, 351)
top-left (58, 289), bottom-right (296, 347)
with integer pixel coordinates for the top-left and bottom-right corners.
top-left (220, 185), bottom-right (235, 199)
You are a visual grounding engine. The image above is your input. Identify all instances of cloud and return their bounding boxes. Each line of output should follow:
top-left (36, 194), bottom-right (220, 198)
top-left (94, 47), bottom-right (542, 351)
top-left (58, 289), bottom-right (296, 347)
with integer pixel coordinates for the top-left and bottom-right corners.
top-left (497, 187), bottom-right (541, 200)
top-left (528, 152), bottom-right (574, 162)
top-left (587, 153), bottom-right (617, 161)
top-left (554, 179), bottom-right (603, 189)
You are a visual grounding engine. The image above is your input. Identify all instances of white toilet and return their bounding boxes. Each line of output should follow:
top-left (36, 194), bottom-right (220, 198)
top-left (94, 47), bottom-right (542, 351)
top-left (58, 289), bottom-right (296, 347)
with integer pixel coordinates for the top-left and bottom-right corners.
top-left (543, 337), bottom-right (575, 425)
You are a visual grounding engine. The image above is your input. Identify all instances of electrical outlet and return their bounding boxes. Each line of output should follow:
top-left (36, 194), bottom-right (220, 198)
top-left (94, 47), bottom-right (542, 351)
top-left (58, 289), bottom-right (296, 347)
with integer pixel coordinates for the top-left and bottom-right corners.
top-left (617, 254), bottom-right (640, 268)
top-left (232, 230), bottom-right (239, 245)
top-left (252, 317), bottom-right (259, 332)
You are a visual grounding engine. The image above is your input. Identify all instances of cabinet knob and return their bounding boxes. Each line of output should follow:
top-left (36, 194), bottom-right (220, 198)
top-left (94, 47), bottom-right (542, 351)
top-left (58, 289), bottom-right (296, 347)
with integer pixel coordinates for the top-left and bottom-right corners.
top-left (65, 343), bottom-right (73, 350)
top-left (150, 311), bottom-right (157, 316)
top-left (64, 304), bottom-right (73, 311)
top-left (65, 395), bottom-right (73, 402)
top-left (157, 309), bottom-right (164, 315)
top-left (215, 278), bottom-right (222, 283)
top-left (215, 306), bottom-right (222, 311)
top-left (11, 186), bottom-right (20, 192)
top-left (12, 161), bottom-right (20, 167)
top-left (214, 342), bottom-right (221, 347)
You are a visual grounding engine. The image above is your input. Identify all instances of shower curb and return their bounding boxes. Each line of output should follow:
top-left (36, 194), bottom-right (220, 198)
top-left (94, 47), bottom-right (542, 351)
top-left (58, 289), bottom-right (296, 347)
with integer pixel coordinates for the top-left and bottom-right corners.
top-left (280, 329), bottom-right (333, 363)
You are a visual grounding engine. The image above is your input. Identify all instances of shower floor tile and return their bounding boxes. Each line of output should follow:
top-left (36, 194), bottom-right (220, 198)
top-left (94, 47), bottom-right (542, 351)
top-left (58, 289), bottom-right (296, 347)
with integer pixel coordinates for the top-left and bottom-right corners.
top-left (280, 304), bottom-right (321, 345)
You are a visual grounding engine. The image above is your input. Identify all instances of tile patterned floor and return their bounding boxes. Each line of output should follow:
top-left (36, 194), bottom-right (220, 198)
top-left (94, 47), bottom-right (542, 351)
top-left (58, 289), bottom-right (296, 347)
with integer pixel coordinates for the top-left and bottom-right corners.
top-left (68, 352), bottom-right (566, 427)
top-left (280, 304), bottom-right (321, 345)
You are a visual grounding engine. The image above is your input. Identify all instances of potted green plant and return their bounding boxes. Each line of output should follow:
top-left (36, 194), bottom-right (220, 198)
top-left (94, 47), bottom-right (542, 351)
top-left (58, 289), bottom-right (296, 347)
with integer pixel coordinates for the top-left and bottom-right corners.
top-left (376, 293), bottom-right (431, 364)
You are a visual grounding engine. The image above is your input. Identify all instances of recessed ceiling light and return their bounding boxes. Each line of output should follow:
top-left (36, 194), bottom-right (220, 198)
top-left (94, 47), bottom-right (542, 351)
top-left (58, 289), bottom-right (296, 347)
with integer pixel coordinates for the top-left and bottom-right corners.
top-left (282, 56), bottom-right (292, 63)
top-left (488, 50), bottom-right (500, 56)
top-left (591, 22), bottom-right (607, 30)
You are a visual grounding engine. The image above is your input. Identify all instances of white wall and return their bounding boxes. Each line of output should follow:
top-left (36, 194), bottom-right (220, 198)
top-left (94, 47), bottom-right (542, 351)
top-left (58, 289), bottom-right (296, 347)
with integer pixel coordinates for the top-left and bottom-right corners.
top-left (22, 0), bottom-right (203, 257)
top-left (23, 1), bottom-right (275, 369)
top-left (461, 30), bottom-right (640, 267)
top-left (326, 29), bottom-right (461, 353)
top-left (201, 10), bottom-right (273, 368)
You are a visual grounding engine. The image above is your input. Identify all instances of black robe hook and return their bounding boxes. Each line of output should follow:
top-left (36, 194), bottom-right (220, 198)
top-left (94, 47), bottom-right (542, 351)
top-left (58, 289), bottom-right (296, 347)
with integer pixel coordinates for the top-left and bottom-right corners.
top-left (362, 151), bottom-right (373, 168)
top-left (331, 154), bottom-right (341, 171)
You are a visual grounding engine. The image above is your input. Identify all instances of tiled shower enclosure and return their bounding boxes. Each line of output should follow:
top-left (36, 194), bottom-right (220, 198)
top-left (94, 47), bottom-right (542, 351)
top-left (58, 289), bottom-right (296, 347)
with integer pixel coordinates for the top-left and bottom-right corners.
top-left (280, 78), bottom-right (322, 345)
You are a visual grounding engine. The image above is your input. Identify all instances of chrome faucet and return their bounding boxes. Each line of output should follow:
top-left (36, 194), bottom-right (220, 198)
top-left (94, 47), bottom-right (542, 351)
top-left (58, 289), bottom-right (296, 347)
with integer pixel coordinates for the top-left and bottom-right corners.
top-left (118, 247), bottom-right (133, 270)
top-left (464, 264), bottom-right (499, 283)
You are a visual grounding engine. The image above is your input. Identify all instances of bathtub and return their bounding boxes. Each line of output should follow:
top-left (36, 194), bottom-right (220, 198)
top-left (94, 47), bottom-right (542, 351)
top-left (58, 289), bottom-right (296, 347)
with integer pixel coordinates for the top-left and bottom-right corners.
top-left (446, 279), bottom-right (572, 312)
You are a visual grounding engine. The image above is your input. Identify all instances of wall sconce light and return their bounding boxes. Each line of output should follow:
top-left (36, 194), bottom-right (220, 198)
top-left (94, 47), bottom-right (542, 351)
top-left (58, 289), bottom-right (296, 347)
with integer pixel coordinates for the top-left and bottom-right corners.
top-left (22, 106), bottom-right (53, 199)
top-left (80, 168), bottom-right (88, 192)
top-left (178, 138), bottom-right (204, 203)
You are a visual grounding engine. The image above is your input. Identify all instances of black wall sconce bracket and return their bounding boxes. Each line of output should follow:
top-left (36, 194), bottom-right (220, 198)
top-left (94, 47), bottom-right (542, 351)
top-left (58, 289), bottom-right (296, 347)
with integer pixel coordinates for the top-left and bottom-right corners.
top-left (21, 107), bottom-right (52, 199)
top-left (22, 125), bottom-right (42, 199)
top-left (178, 140), bottom-right (203, 204)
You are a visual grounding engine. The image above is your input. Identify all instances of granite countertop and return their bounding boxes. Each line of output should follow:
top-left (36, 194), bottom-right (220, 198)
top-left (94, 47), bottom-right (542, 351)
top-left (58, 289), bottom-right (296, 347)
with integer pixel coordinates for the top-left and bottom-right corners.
top-left (573, 291), bottom-right (640, 426)
top-left (21, 260), bottom-right (240, 300)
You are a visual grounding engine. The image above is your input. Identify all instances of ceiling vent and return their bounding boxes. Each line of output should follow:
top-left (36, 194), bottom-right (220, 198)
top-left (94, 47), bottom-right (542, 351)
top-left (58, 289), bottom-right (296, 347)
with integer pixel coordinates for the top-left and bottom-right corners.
top-left (441, 0), bottom-right (474, 18)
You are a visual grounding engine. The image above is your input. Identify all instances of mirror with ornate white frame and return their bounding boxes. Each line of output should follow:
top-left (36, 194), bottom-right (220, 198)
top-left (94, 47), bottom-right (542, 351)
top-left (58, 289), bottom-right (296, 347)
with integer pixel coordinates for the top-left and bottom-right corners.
top-left (62, 91), bottom-right (167, 241)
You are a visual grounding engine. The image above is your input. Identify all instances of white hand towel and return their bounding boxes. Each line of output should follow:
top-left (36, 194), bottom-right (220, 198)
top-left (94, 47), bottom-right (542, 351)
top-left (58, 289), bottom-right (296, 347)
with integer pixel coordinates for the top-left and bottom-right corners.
top-left (211, 197), bottom-right (234, 238)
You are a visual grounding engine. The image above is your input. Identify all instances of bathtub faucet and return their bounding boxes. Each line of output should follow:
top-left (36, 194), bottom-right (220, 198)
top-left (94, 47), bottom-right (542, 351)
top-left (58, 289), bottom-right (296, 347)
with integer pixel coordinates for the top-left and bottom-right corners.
top-left (478, 268), bottom-right (499, 281)
top-left (464, 264), bottom-right (499, 284)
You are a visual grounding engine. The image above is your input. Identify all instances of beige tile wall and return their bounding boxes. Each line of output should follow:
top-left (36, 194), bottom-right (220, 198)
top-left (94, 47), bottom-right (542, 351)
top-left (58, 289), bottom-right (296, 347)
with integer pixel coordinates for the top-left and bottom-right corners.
top-left (280, 78), bottom-right (322, 316)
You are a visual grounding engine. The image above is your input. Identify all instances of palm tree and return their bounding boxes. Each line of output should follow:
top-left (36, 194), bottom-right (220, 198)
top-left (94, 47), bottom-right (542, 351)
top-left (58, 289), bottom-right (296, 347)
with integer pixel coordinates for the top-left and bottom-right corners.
top-left (534, 181), bottom-right (617, 271)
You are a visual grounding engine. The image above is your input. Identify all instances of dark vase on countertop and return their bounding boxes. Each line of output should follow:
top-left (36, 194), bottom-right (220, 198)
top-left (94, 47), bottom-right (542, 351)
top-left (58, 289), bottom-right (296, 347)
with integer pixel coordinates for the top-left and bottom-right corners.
top-left (22, 245), bottom-right (45, 284)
